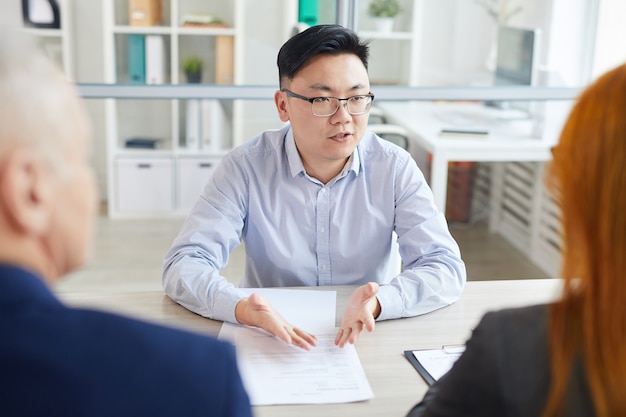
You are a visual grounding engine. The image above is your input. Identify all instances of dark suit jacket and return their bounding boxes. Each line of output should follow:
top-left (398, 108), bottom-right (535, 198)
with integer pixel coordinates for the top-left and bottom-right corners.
top-left (407, 304), bottom-right (595, 417)
top-left (0, 264), bottom-right (253, 417)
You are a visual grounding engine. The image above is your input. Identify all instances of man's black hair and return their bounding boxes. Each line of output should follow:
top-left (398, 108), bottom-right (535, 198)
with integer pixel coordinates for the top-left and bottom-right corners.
top-left (277, 24), bottom-right (370, 87)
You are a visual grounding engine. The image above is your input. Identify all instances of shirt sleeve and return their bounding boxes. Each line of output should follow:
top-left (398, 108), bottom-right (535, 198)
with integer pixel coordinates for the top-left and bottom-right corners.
top-left (162, 154), bottom-right (249, 324)
top-left (377, 155), bottom-right (466, 320)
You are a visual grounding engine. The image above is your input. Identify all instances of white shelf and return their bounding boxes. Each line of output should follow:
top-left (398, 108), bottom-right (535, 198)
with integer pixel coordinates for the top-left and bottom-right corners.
top-left (358, 0), bottom-right (422, 86)
top-left (21, 27), bottom-right (64, 37)
top-left (111, 25), bottom-right (237, 37)
top-left (173, 148), bottom-right (229, 157)
top-left (113, 149), bottom-right (173, 157)
top-left (175, 26), bottom-right (236, 36)
top-left (112, 25), bottom-right (173, 35)
top-left (19, 0), bottom-right (73, 80)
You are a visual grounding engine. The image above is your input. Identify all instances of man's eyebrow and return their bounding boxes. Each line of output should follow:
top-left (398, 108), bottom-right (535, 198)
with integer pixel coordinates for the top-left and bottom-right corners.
top-left (309, 83), bottom-right (332, 92)
top-left (308, 83), bottom-right (368, 93)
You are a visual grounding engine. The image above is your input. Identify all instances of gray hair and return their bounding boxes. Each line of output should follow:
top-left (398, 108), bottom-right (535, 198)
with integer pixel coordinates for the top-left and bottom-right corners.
top-left (0, 30), bottom-right (90, 173)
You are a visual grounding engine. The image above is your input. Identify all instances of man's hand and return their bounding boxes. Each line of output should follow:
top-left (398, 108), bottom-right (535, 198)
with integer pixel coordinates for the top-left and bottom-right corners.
top-left (235, 292), bottom-right (317, 350)
top-left (335, 282), bottom-right (381, 348)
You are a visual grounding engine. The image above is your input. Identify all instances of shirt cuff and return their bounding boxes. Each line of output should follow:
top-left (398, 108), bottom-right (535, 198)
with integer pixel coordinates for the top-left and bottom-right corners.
top-left (376, 284), bottom-right (404, 321)
top-left (212, 287), bottom-right (247, 324)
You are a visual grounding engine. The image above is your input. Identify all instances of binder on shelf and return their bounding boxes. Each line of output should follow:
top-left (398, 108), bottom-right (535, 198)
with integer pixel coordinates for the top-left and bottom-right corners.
top-left (215, 36), bottom-right (234, 85)
top-left (404, 345), bottom-right (465, 386)
top-left (298, 0), bottom-right (318, 26)
top-left (128, 34), bottom-right (145, 84)
top-left (200, 100), bottom-right (230, 152)
top-left (185, 100), bottom-right (201, 151)
top-left (125, 137), bottom-right (161, 149)
top-left (145, 35), bottom-right (165, 84)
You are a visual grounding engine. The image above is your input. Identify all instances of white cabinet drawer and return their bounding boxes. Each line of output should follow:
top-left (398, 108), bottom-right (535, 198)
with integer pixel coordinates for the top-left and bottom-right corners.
top-left (177, 156), bottom-right (220, 212)
top-left (115, 157), bottom-right (173, 213)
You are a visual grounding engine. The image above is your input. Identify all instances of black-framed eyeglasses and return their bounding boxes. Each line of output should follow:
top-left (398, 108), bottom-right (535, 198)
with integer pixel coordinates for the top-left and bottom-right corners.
top-left (281, 89), bottom-right (375, 117)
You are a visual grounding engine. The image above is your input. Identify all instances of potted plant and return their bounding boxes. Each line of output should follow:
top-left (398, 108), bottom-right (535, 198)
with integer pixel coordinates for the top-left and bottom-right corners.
top-left (182, 56), bottom-right (203, 83)
top-left (367, 0), bottom-right (402, 32)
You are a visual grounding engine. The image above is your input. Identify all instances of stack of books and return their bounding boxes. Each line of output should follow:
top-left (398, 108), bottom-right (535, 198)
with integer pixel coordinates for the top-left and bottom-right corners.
top-left (125, 138), bottom-right (161, 149)
top-left (181, 13), bottom-right (229, 28)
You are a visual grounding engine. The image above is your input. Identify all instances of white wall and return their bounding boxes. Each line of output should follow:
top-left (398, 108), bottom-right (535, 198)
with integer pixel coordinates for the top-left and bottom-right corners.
top-left (72, 1), bottom-right (108, 200)
top-left (0, 3), bottom-right (22, 27)
top-left (415, 0), bottom-right (598, 87)
top-left (592, 0), bottom-right (626, 79)
top-left (238, 0), bottom-right (295, 141)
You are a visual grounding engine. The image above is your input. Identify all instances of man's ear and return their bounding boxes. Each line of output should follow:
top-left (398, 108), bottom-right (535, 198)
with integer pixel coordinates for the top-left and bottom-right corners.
top-left (0, 147), bottom-right (53, 235)
top-left (274, 90), bottom-right (290, 123)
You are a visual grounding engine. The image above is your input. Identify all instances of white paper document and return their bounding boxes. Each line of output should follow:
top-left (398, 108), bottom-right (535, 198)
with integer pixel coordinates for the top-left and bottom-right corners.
top-left (411, 345), bottom-right (465, 382)
top-left (218, 288), bottom-right (374, 405)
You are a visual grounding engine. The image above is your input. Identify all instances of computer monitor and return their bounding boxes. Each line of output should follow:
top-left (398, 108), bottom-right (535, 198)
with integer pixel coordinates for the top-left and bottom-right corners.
top-left (488, 25), bottom-right (541, 110)
top-left (494, 25), bottom-right (540, 86)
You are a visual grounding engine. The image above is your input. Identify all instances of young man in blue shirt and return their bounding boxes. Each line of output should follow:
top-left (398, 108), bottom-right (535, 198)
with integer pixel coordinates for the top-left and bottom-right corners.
top-left (163, 24), bottom-right (466, 350)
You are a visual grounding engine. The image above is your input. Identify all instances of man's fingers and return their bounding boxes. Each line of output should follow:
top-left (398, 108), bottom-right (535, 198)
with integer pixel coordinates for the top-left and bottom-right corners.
top-left (351, 321), bottom-right (364, 341)
top-left (288, 327), bottom-right (316, 350)
top-left (334, 321), bottom-right (365, 348)
top-left (275, 327), bottom-right (293, 346)
top-left (241, 293), bottom-right (320, 351)
top-left (293, 327), bottom-right (317, 345)
top-left (335, 327), bottom-right (350, 348)
top-left (363, 315), bottom-right (376, 332)
top-left (292, 327), bottom-right (317, 350)
top-left (334, 328), bottom-right (343, 346)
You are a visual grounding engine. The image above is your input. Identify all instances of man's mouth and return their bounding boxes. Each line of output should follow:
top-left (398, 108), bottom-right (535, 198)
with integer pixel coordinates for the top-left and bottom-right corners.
top-left (330, 132), bottom-right (352, 140)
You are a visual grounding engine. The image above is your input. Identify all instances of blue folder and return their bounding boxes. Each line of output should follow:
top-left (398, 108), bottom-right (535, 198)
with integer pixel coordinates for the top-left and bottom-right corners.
top-left (128, 34), bottom-right (145, 84)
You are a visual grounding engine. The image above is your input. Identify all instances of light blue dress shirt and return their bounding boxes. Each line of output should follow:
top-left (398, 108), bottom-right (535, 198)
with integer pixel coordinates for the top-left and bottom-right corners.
top-left (163, 125), bottom-right (466, 324)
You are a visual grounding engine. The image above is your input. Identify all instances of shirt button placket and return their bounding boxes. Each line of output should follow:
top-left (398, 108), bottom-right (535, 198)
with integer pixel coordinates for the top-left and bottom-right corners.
top-left (316, 187), bottom-right (332, 285)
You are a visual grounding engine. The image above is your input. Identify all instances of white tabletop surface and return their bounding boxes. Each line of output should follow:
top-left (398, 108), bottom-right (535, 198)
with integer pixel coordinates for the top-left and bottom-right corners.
top-left (58, 279), bottom-right (563, 417)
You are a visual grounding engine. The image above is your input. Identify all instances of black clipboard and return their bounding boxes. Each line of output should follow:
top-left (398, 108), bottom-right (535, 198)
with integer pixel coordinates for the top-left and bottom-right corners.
top-left (404, 345), bottom-right (465, 386)
top-left (404, 350), bottom-right (437, 385)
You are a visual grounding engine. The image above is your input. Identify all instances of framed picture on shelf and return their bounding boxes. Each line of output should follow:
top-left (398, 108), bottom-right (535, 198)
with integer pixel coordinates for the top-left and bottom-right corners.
top-left (22, 0), bottom-right (61, 29)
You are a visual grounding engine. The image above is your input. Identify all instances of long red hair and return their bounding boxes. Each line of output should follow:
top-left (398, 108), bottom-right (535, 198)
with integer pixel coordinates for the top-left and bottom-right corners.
top-left (544, 63), bottom-right (626, 416)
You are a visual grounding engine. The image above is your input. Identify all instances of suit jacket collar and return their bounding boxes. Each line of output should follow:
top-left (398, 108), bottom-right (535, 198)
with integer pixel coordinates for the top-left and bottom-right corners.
top-left (0, 264), bottom-right (62, 313)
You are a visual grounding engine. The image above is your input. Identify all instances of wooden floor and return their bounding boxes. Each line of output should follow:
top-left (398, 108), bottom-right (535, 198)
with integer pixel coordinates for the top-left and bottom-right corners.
top-left (56, 216), bottom-right (552, 294)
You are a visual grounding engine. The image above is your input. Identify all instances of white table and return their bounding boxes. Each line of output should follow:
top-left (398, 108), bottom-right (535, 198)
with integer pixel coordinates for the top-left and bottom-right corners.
top-left (58, 279), bottom-right (562, 417)
top-left (376, 101), bottom-right (554, 213)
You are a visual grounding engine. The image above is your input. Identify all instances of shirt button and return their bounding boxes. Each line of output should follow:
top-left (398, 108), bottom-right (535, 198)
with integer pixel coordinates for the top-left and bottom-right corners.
top-left (321, 188), bottom-right (326, 193)
top-left (320, 227), bottom-right (326, 233)
top-left (320, 264), bottom-right (326, 271)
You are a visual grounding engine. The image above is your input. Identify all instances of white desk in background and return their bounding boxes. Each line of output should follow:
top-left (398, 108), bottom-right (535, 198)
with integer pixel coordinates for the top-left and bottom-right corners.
top-left (58, 279), bottom-right (562, 417)
top-left (375, 101), bottom-right (554, 214)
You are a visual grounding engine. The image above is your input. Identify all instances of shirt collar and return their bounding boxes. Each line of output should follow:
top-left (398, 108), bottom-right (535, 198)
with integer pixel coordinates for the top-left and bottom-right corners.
top-left (284, 126), bottom-right (362, 179)
top-left (285, 127), bottom-right (305, 177)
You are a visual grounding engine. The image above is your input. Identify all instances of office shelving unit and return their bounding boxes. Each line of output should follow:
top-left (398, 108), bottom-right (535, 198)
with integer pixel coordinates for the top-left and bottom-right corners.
top-left (357, 0), bottom-right (422, 86)
top-left (102, 0), bottom-right (299, 218)
top-left (20, 0), bottom-right (73, 80)
top-left (102, 0), bottom-right (244, 218)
